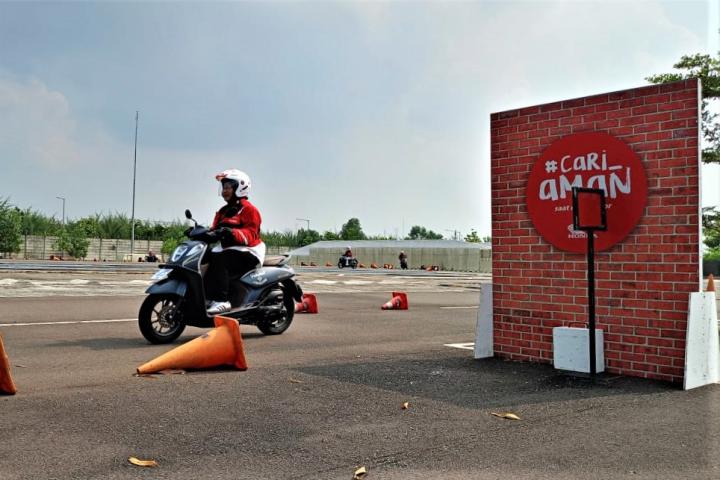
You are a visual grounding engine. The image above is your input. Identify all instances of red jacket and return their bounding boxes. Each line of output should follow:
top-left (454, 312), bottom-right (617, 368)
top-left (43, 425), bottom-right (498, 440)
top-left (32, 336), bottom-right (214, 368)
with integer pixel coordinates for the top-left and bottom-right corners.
top-left (211, 199), bottom-right (262, 248)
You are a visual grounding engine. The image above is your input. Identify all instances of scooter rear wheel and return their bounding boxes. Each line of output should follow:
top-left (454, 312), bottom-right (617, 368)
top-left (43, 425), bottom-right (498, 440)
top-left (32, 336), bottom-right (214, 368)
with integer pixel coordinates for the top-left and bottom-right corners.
top-left (257, 288), bottom-right (295, 335)
top-left (139, 294), bottom-right (186, 344)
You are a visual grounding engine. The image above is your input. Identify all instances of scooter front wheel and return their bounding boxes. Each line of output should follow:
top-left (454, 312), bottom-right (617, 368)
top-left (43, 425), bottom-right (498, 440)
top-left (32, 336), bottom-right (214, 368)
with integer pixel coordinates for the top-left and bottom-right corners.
top-left (139, 294), bottom-right (186, 344)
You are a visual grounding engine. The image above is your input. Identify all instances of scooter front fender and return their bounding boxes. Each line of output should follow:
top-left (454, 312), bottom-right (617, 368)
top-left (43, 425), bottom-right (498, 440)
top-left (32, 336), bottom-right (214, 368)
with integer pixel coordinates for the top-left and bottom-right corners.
top-left (145, 278), bottom-right (188, 297)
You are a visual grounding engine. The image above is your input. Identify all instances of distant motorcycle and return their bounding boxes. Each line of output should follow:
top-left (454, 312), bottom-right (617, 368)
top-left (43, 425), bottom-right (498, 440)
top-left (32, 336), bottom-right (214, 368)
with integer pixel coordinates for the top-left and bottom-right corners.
top-left (138, 209), bottom-right (303, 344)
top-left (338, 256), bottom-right (358, 269)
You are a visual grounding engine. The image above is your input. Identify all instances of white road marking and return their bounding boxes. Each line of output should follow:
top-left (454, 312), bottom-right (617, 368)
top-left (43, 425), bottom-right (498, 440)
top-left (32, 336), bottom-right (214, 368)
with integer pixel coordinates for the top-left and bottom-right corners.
top-left (444, 342), bottom-right (475, 350)
top-left (440, 306), bottom-right (479, 309)
top-left (0, 318), bottom-right (136, 327)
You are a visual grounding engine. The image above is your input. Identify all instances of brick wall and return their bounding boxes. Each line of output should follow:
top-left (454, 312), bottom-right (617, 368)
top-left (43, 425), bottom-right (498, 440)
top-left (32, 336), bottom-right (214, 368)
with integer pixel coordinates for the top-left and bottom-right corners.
top-left (490, 79), bottom-right (700, 383)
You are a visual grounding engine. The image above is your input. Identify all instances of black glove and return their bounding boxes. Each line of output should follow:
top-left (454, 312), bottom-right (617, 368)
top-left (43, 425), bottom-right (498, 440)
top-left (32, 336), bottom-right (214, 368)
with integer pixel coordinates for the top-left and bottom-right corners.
top-left (217, 227), bottom-right (234, 241)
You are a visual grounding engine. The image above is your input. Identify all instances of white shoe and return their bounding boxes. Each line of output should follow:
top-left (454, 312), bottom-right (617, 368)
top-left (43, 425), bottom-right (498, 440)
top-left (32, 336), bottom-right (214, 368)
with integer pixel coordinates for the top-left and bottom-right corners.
top-left (207, 301), bottom-right (231, 314)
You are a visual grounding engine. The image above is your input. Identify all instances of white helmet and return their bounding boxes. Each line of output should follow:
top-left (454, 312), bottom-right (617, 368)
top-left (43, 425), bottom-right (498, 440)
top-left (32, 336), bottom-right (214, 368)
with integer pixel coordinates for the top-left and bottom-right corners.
top-left (215, 169), bottom-right (251, 198)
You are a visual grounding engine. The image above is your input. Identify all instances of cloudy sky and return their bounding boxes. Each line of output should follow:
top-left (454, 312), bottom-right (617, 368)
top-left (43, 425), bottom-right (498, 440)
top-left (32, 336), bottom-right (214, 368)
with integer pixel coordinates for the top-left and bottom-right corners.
top-left (0, 0), bottom-right (717, 238)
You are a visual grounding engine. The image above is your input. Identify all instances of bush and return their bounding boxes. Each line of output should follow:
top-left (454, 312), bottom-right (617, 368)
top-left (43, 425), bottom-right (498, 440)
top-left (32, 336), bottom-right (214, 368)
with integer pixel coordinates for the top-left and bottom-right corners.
top-left (0, 200), bottom-right (22, 256)
top-left (56, 223), bottom-right (90, 259)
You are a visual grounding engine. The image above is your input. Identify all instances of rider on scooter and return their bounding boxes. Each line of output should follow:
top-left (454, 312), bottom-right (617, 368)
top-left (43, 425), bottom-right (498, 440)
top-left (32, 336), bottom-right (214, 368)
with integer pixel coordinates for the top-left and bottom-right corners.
top-left (206, 169), bottom-right (266, 314)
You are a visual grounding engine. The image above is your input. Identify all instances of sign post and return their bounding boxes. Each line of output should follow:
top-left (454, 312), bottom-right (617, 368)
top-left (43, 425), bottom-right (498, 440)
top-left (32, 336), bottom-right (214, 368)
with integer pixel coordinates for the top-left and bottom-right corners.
top-left (572, 187), bottom-right (607, 376)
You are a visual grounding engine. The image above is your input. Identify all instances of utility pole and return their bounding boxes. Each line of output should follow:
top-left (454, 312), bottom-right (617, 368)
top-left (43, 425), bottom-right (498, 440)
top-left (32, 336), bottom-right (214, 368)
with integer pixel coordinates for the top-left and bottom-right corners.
top-left (445, 229), bottom-right (460, 241)
top-left (130, 111), bottom-right (139, 261)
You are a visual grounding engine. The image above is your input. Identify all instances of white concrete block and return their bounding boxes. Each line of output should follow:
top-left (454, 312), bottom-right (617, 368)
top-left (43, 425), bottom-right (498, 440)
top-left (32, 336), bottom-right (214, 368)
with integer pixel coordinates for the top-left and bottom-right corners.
top-left (474, 283), bottom-right (493, 359)
top-left (684, 291), bottom-right (719, 390)
top-left (553, 327), bottom-right (605, 373)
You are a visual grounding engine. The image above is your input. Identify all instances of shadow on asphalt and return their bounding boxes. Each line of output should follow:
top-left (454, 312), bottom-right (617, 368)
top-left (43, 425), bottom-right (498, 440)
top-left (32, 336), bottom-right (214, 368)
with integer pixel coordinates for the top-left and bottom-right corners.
top-left (296, 353), bottom-right (675, 410)
top-left (42, 329), bottom-right (270, 351)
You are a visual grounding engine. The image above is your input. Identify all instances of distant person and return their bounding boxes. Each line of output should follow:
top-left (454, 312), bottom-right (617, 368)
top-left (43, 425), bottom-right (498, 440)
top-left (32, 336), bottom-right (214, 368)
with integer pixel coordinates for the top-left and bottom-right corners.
top-left (344, 246), bottom-right (353, 258)
top-left (145, 251), bottom-right (158, 263)
top-left (398, 250), bottom-right (408, 270)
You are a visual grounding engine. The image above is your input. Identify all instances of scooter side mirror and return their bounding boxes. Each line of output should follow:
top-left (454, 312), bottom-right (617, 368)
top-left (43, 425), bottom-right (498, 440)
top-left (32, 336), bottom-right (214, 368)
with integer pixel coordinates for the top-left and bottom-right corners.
top-left (185, 209), bottom-right (198, 228)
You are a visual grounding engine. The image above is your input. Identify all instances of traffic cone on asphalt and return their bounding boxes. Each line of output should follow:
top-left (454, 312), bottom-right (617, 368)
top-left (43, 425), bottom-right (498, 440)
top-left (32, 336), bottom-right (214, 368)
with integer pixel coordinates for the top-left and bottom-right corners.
top-left (137, 316), bottom-right (247, 374)
top-left (381, 292), bottom-right (408, 310)
top-left (371, 263), bottom-right (379, 269)
top-left (295, 293), bottom-right (318, 314)
top-left (325, 262), bottom-right (333, 267)
top-left (0, 334), bottom-right (17, 395)
top-left (707, 274), bottom-right (716, 293)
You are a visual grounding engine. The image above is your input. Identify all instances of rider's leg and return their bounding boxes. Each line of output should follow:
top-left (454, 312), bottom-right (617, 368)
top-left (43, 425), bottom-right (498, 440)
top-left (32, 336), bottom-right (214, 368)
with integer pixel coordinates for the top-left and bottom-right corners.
top-left (205, 250), bottom-right (230, 303)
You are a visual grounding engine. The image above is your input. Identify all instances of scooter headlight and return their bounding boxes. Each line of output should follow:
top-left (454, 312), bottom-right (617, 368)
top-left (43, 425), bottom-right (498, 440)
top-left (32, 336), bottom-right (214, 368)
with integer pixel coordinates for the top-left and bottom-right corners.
top-left (170, 245), bottom-right (188, 262)
top-left (150, 268), bottom-right (172, 282)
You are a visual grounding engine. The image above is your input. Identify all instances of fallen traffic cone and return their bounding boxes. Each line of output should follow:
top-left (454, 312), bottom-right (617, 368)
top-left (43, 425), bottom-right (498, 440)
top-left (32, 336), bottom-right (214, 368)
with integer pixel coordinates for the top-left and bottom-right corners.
top-left (325, 262), bottom-right (333, 267)
top-left (359, 263), bottom-right (366, 268)
top-left (137, 316), bottom-right (247, 374)
top-left (295, 293), bottom-right (319, 314)
top-left (0, 334), bottom-right (17, 395)
top-left (310, 262), bottom-right (317, 267)
top-left (707, 274), bottom-right (716, 292)
top-left (371, 263), bottom-right (379, 269)
top-left (381, 291), bottom-right (408, 310)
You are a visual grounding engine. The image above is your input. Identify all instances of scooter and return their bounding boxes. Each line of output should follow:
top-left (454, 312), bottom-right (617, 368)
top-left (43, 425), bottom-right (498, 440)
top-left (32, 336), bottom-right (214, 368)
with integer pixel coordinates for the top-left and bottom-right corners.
top-left (338, 256), bottom-right (358, 269)
top-left (138, 209), bottom-right (303, 344)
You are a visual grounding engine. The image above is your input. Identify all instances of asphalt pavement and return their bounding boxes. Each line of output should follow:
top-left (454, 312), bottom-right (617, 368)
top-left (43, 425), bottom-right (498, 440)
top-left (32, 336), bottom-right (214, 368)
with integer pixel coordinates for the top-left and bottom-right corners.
top-left (0, 272), bottom-right (719, 479)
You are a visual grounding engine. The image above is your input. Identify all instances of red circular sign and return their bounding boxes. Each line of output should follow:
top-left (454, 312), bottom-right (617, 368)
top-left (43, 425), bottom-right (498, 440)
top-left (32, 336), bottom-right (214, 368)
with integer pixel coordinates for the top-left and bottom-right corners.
top-left (526, 132), bottom-right (647, 253)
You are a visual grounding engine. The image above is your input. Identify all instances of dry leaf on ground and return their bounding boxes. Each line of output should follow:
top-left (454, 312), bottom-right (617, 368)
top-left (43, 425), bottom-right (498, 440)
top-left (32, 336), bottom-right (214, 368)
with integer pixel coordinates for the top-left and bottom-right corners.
top-left (128, 456), bottom-right (158, 467)
top-left (490, 412), bottom-right (521, 420)
top-left (289, 378), bottom-right (303, 384)
top-left (353, 466), bottom-right (367, 479)
top-left (401, 402), bottom-right (410, 410)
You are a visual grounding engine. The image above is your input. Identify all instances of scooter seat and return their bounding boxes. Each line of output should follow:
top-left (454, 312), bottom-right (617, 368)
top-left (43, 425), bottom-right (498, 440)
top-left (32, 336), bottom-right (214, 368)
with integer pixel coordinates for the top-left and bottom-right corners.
top-left (263, 255), bottom-right (289, 267)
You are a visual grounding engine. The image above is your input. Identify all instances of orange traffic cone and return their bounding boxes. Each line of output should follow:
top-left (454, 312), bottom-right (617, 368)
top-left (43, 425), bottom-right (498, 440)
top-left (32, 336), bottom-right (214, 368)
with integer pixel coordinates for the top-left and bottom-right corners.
top-left (310, 262), bottom-right (317, 267)
top-left (359, 263), bottom-right (366, 268)
top-left (707, 274), bottom-right (716, 292)
top-left (137, 316), bottom-right (247, 374)
top-left (371, 263), bottom-right (379, 269)
top-left (325, 262), bottom-right (333, 267)
top-left (381, 291), bottom-right (408, 310)
top-left (0, 334), bottom-right (17, 395)
top-left (295, 293), bottom-right (319, 314)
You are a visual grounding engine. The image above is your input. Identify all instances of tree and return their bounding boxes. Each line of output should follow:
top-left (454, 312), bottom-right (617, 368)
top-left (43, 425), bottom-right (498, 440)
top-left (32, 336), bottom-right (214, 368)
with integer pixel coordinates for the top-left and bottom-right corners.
top-left (19, 207), bottom-right (62, 236)
top-left (406, 225), bottom-right (443, 240)
top-left (646, 53), bottom-right (720, 164)
top-left (703, 207), bottom-right (720, 253)
top-left (322, 230), bottom-right (341, 241)
top-left (73, 217), bottom-right (100, 238)
top-left (96, 212), bottom-right (131, 239)
top-left (340, 218), bottom-right (366, 240)
top-left (297, 228), bottom-right (321, 246)
top-left (464, 229), bottom-right (481, 243)
top-left (649, 53), bottom-right (720, 259)
top-left (0, 198), bottom-right (22, 256)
